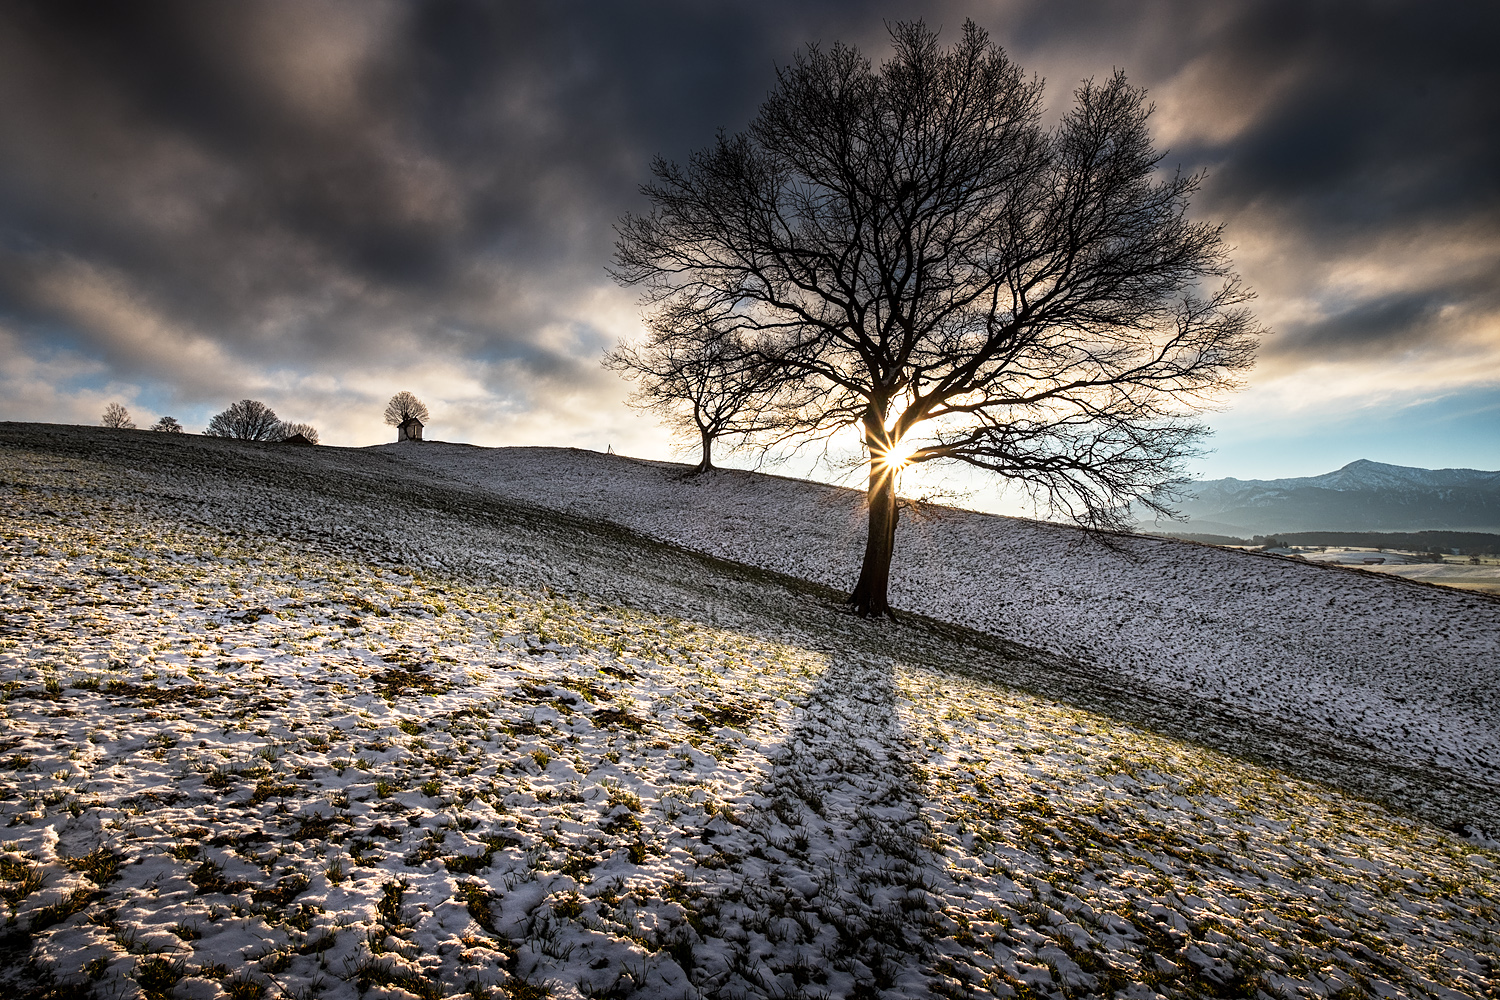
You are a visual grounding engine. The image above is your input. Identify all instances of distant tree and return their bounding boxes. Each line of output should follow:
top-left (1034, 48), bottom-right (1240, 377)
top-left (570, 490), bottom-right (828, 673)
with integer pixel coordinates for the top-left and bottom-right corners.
top-left (384, 391), bottom-right (430, 427)
top-left (614, 21), bottom-right (1260, 616)
top-left (604, 303), bottom-right (789, 473)
top-left (101, 402), bottom-right (135, 429)
top-left (150, 416), bottom-right (184, 433)
top-left (276, 421), bottom-right (320, 444)
top-left (205, 399), bottom-right (281, 441)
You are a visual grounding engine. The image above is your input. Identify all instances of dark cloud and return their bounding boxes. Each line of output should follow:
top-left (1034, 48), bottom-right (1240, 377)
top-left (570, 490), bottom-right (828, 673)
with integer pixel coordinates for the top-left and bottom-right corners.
top-left (1182, 1), bottom-right (1500, 233)
top-left (1281, 286), bottom-right (1472, 355)
top-left (0, 0), bottom-right (1495, 441)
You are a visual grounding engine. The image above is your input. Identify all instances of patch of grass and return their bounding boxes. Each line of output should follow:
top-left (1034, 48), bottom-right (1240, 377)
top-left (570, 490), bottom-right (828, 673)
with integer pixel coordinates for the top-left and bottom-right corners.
top-left (551, 890), bottom-right (587, 919)
top-left (188, 859), bottom-right (253, 897)
top-left (281, 903), bottom-right (319, 933)
top-left (376, 879), bottom-right (410, 929)
top-left (602, 812), bottom-right (642, 837)
top-left (516, 682), bottom-right (568, 702)
top-left (555, 676), bottom-right (612, 703)
top-left (29, 886), bottom-right (101, 931)
top-left (444, 849), bottom-right (494, 876)
top-left (247, 778), bottom-right (298, 807)
top-left (593, 707), bottom-right (647, 732)
top-left (250, 873), bottom-right (310, 907)
top-left (372, 665), bottom-right (450, 701)
top-left (295, 811), bottom-right (352, 842)
top-left (167, 841), bottom-right (200, 861)
top-left (297, 930), bottom-right (338, 955)
top-left (224, 972), bottom-right (269, 1000)
top-left (133, 955), bottom-right (186, 998)
top-left (0, 861), bottom-right (45, 905)
top-left (252, 945), bottom-right (292, 973)
top-left (456, 880), bottom-right (497, 928)
top-left (605, 782), bottom-right (642, 812)
top-left (203, 766), bottom-right (239, 790)
top-left (98, 681), bottom-right (211, 706)
top-left (404, 829), bottom-right (447, 867)
top-left (354, 959), bottom-right (445, 1000)
top-left (683, 699), bottom-right (758, 733)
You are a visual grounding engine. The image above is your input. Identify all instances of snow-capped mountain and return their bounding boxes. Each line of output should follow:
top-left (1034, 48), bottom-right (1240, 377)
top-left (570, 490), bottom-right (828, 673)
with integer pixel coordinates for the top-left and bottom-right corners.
top-left (1171, 459), bottom-right (1500, 535)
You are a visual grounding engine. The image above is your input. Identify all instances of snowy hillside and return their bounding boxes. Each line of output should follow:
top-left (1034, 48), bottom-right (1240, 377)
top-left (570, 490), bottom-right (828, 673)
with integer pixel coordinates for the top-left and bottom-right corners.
top-left (1169, 459), bottom-right (1500, 534)
top-left (389, 444), bottom-right (1500, 824)
top-left (2, 424), bottom-right (1498, 1000)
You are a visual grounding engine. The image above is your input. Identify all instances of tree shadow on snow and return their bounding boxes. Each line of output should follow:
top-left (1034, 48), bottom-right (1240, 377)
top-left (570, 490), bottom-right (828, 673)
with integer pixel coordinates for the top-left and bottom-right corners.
top-left (679, 655), bottom-right (979, 1000)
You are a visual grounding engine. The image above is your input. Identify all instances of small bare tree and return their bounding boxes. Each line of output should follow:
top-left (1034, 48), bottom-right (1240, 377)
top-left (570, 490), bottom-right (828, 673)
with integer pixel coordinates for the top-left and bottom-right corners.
top-left (101, 402), bottom-right (134, 429)
top-left (276, 421), bottom-right (320, 444)
top-left (205, 399), bottom-right (281, 441)
top-left (604, 304), bottom-right (785, 473)
top-left (614, 21), bottom-right (1260, 617)
top-left (150, 416), bottom-right (184, 433)
top-left (384, 391), bottom-right (430, 427)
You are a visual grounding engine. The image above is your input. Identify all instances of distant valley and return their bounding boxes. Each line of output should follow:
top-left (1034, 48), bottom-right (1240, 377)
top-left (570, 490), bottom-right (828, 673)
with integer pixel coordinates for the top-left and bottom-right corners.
top-left (1152, 458), bottom-right (1500, 536)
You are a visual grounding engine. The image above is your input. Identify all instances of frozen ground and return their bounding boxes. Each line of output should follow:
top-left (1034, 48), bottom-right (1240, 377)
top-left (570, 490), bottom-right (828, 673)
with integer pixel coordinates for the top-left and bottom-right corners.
top-left (1, 424), bottom-right (1497, 999)
top-left (388, 444), bottom-right (1500, 831)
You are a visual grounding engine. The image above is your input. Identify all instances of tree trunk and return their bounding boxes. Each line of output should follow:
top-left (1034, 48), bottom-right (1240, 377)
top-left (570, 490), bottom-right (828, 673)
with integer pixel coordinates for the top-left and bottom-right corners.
top-left (691, 429), bottom-right (715, 474)
top-left (848, 462), bottom-right (899, 618)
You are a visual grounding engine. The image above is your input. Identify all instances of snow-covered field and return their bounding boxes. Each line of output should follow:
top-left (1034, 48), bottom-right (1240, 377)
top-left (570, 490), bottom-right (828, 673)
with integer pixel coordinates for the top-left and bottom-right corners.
top-left (1295, 551), bottom-right (1500, 595)
top-left (389, 444), bottom-right (1500, 828)
top-left (1366, 562), bottom-right (1500, 593)
top-left (2, 424), bottom-right (1498, 999)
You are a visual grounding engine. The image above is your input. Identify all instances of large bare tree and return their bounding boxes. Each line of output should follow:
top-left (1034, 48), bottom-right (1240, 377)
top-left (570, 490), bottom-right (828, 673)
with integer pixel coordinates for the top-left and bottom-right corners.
top-left (613, 21), bottom-right (1259, 617)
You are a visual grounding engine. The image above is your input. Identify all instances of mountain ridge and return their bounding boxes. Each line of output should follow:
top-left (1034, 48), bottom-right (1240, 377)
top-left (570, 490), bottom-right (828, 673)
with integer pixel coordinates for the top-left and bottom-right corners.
top-left (1171, 458), bottom-right (1500, 534)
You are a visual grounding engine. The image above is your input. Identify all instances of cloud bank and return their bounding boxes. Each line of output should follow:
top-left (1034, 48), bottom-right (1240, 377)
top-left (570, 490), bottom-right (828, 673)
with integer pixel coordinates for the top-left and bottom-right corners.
top-left (0, 0), bottom-right (1495, 471)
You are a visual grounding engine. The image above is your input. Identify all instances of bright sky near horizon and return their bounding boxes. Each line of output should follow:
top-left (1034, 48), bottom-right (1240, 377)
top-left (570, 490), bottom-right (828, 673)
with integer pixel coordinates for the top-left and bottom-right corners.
top-left (1, 0), bottom-right (1496, 488)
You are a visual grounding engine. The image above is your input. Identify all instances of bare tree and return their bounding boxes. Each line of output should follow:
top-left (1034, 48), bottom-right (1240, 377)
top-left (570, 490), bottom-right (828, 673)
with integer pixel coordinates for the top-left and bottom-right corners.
top-left (384, 391), bottom-right (430, 427)
top-left (276, 421), bottom-right (320, 444)
top-left (604, 304), bottom-right (786, 473)
top-left (205, 399), bottom-right (282, 441)
top-left (101, 402), bottom-right (134, 429)
top-left (614, 21), bottom-right (1260, 617)
top-left (150, 415), bottom-right (184, 433)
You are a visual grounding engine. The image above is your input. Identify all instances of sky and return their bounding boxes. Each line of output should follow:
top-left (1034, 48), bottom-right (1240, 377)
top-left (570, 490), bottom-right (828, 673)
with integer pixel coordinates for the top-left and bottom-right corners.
top-left (1, 0), bottom-right (1497, 498)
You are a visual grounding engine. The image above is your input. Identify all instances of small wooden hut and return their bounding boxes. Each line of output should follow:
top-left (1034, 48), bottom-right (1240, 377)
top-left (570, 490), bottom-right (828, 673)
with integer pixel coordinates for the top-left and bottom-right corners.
top-left (397, 416), bottom-right (424, 442)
